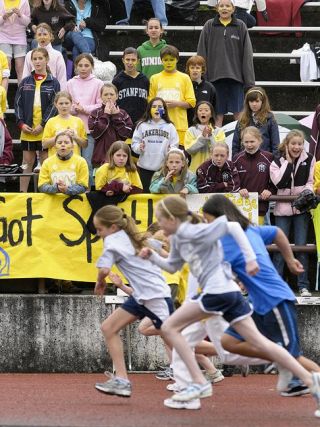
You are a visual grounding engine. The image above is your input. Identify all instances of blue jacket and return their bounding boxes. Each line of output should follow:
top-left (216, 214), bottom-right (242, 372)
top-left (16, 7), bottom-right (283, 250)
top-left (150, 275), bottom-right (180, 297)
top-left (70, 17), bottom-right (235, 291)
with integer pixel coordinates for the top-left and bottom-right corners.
top-left (14, 72), bottom-right (60, 128)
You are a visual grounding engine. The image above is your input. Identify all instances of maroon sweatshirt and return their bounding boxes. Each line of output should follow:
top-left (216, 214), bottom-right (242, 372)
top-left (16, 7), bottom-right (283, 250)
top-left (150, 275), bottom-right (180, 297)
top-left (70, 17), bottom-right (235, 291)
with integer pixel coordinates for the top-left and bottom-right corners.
top-left (196, 159), bottom-right (240, 193)
top-left (233, 149), bottom-right (275, 215)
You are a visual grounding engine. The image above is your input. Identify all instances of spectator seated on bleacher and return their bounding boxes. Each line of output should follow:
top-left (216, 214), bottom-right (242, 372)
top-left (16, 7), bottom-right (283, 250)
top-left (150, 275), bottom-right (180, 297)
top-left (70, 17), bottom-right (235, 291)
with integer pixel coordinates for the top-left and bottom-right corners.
top-left (0, 118), bottom-right (14, 192)
top-left (122, 0), bottom-right (168, 27)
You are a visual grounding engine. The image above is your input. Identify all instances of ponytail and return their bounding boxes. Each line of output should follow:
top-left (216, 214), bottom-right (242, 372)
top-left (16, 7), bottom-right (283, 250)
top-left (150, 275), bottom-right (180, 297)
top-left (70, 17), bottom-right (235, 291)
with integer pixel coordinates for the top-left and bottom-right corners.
top-left (94, 206), bottom-right (148, 252)
top-left (156, 196), bottom-right (202, 224)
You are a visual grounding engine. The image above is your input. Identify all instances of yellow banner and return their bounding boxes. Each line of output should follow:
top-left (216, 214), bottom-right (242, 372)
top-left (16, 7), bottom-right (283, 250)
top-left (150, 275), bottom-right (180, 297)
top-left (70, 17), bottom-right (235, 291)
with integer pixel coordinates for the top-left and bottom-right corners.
top-left (0, 193), bottom-right (258, 281)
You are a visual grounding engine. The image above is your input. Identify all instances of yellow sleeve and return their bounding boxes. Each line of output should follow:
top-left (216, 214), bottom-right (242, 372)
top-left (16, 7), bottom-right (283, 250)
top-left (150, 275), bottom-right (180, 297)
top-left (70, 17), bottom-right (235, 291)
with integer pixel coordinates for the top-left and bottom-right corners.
top-left (184, 128), bottom-right (196, 151)
top-left (0, 87), bottom-right (6, 116)
top-left (77, 157), bottom-right (89, 188)
top-left (148, 75), bottom-right (157, 102)
top-left (78, 119), bottom-right (87, 140)
top-left (214, 128), bottom-right (226, 143)
top-left (314, 162), bottom-right (320, 192)
top-left (95, 164), bottom-right (109, 190)
top-left (42, 119), bottom-right (55, 141)
top-left (183, 75), bottom-right (196, 108)
top-left (129, 170), bottom-right (143, 189)
top-left (0, 51), bottom-right (9, 71)
top-left (38, 159), bottom-right (51, 188)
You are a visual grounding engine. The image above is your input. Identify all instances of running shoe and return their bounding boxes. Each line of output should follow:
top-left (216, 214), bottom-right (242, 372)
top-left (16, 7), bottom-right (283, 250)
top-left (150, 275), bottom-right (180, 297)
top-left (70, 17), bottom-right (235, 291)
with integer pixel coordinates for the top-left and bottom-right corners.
top-left (164, 397), bottom-right (201, 410)
top-left (155, 367), bottom-right (173, 381)
top-left (172, 382), bottom-right (212, 402)
top-left (95, 372), bottom-right (131, 397)
top-left (281, 384), bottom-right (310, 397)
top-left (275, 364), bottom-right (293, 392)
top-left (167, 382), bottom-right (183, 392)
top-left (241, 365), bottom-right (250, 377)
top-left (311, 372), bottom-right (320, 417)
top-left (264, 363), bottom-right (278, 375)
top-left (205, 369), bottom-right (225, 383)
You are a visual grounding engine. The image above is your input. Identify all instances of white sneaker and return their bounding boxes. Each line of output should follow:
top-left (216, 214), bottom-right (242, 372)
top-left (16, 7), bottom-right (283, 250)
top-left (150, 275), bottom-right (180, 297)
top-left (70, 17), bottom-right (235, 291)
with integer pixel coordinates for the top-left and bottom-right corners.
top-left (167, 382), bottom-right (183, 392)
top-left (276, 364), bottom-right (293, 392)
top-left (300, 288), bottom-right (312, 297)
top-left (33, 162), bottom-right (41, 173)
top-left (172, 382), bottom-right (212, 402)
top-left (164, 397), bottom-right (201, 410)
top-left (205, 369), bottom-right (225, 383)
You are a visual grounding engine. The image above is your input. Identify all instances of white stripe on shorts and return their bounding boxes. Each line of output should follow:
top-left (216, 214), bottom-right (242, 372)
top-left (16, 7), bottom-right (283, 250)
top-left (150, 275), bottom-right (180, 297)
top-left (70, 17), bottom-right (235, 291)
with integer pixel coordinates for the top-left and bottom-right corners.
top-left (272, 307), bottom-right (290, 347)
top-left (143, 298), bottom-right (171, 322)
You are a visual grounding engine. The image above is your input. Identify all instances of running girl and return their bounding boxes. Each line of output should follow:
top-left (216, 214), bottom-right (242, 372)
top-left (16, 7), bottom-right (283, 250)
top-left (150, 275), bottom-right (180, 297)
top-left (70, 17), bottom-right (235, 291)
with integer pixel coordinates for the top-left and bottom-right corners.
top-left (93, 205), bottom-right (173, 397)
top-left (140, 196), bottom-right (320, 408)
top-left (149, 148), bottom-right (198, 194)
top-left (131, 97), bottom-right (179, 192)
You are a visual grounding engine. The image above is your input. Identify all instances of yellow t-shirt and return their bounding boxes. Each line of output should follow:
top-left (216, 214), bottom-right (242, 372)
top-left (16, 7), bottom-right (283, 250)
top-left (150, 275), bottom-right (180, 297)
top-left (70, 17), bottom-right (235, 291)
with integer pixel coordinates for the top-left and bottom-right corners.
top-left (219, 18), bottom-right (232, 26)
top-left (20, 77), bottom-right (45, 142)
top-left (314, 161), bottom-right (320, 193)
top-left (0, 50), bottom-right (9, 86)
top-left (42, 115), bottom-right (87, 157)
top-left (0, 86), bottom-right (6, 118)
top-left (38, 154), bottom-right (89, 189)
top-left (184, 125), bottom-right (226, 173)
top-left (95, 164), bottom-right (142, 191)
top-left (149, 70), bottom-right (196, 133)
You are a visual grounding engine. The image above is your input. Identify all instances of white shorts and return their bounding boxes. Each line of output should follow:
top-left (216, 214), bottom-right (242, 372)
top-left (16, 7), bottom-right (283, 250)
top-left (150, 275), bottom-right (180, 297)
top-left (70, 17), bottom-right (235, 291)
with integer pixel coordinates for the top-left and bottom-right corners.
top-left (0, 43), bottom-right (26, 58)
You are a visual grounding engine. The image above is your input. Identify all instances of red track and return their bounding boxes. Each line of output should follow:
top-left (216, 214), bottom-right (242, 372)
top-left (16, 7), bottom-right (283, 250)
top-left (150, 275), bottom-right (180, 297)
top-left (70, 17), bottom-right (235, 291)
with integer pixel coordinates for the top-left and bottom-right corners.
top-left (0, 373), bottom-right (318, 427)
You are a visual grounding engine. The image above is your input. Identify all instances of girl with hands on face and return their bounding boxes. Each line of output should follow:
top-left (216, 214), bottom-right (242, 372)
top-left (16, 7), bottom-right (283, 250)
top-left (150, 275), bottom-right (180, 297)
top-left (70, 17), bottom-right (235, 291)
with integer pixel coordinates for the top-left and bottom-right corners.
top-left (89, 83), bottom-right (133, 168)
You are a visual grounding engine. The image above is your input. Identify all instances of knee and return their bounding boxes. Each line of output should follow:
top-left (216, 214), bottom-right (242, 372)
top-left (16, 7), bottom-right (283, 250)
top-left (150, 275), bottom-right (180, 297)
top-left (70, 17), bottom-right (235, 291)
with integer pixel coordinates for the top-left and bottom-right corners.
top-left (100, 320), bottom-right (115, 339)
top-left (221, 334), bottom-right (233, 352)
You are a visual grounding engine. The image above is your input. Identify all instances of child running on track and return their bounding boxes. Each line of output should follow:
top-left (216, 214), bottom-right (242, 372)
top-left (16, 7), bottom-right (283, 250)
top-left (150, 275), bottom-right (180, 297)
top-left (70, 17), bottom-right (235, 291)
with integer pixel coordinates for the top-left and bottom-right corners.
top-left (139, 196), bottom-right (320, 412)
top-left (93, 205), bottom-right (173, 398)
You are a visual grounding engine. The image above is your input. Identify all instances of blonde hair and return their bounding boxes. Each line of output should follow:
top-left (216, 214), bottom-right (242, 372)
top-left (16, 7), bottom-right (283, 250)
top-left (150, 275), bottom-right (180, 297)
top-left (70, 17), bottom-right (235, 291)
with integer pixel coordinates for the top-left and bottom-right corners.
top-left (241, 126), bottom-right (263, 145)
top-left (156, 196), bottom-right (201, 224)
top-left (54, 91), bottom-right (72, 104)
top-left (159, 149), bottom-right (188, 182)
top-left (94, 206), bottom-right (147, 252)
top-left (211, 141), bottom-right (229, 154)
top-left (278, 129), bottom-right (305, 157)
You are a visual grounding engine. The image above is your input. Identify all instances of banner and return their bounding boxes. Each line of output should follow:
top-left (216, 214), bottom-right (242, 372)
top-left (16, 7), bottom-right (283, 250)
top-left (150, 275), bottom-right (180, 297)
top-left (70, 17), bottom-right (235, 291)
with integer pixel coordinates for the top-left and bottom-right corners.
top-left (0, 192), bottom-right (258, 282)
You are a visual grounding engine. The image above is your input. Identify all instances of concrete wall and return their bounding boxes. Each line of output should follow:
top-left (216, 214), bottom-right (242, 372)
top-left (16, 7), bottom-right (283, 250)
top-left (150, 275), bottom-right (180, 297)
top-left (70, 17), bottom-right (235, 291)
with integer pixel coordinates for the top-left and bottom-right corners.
top-left (0, 295), bottom-right (319, 373)
top-left (0, 295), bottom-right (167, 373)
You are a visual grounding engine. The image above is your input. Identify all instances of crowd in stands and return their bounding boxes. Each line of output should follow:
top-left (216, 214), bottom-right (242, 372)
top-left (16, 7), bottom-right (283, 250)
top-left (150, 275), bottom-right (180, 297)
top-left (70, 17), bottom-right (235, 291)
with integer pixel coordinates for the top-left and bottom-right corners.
top-left (0, 0), bottom-right (320, 296)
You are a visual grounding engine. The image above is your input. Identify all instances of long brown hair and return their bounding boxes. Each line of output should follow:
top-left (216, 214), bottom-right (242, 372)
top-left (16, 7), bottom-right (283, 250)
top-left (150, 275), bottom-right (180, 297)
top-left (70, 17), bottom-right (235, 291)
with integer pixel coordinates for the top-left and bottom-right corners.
top-left (156, 196), bottom-right (201, 224)
top-left (31, 47), bottom-right (50, 74)
top-left (94, 205), bottom-right (147, 252)
top-left (239, 87), bottom-right (273, 129)
top-left (107, 141), bottom-right (137, 172)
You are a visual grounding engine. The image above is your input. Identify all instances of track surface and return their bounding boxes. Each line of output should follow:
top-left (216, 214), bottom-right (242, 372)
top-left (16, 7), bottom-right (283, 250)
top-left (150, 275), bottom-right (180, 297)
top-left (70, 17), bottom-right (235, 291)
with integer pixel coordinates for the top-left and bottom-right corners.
top-left (0, 373), bottom-right (319, 427)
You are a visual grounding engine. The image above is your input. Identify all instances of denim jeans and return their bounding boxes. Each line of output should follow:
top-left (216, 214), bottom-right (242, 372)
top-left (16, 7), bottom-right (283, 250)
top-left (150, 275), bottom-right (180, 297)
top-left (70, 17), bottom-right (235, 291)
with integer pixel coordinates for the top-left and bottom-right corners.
top-left (82, 134), bottom-right (95, 187)
top-left (273, 213), bottom-right (310, 290)
top-left (122, 0), bottom-right (168, 26)
top-left (234, 7), bottom-right (256, 28)
top-left (64, 31), bottom-right (95, 61)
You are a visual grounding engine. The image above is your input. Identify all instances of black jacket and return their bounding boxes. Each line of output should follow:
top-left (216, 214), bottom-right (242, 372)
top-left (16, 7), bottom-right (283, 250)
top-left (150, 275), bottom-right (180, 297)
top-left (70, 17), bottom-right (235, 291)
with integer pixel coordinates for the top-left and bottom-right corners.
top-left (187, 79), bottom-right (216, 126)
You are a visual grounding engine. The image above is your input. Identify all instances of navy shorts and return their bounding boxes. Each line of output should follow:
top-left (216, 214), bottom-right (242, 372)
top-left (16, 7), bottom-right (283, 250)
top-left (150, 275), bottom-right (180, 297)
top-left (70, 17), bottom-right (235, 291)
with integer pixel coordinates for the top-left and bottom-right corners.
top-left (122, 296), bottom-right (174, 329)
top-left (21, 140), bottom-right (47, 152)
top-left (225, 300), bottom-right (301, 357)
top-left (192, 291), bottom-right (252, 325)
top-left (213, 78), bottom-right (244, 115)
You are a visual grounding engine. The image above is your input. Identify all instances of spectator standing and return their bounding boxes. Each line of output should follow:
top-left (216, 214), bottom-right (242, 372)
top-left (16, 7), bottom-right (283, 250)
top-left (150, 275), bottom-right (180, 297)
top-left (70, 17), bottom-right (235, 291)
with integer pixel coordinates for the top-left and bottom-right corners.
top-left (149, 45), bottom-right (196, 147)
top-left (185, 55), bottom-right (217, 127)
top-left (66, 53), bottom-right (104, 184)
top-left (0, 0), bottom-right (30, 86)
top-left (197, 142), bottom-right (240, 193)
top-left (0, 48), bottom-right (9, 91)
top-left (123, 0), bottom-right (168, 27)
top-left (23, 23), bottom-right (67, 90)
top-left (232, 87), bottom-right (280, 157)
top-left (89, 82), bottom-right (133, 168)
top-left (0, 118), bottom-right (13, 192)
top-left (15, 47), bottom-right (60, 192)
top-left (137, 17), bottom-right (166, 79)
top-left (113, 47), bottom-right (149, 128)
top-left (185, 101), bottom-right (225, 173)
top-left (270, 130), bottom-right (315, 297)
top-left (197, 0), bottom-right (254, 127)
top-left (131, 97), bottom-right (179, 192)
top-left (233, 126), bottom-right (274, 224)
top-left (30, 0), bottom-right (75, 51)
top-left (42, 91), bottom-right (87, 157)
top-left (208, 0), bottom-right (268, 28)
